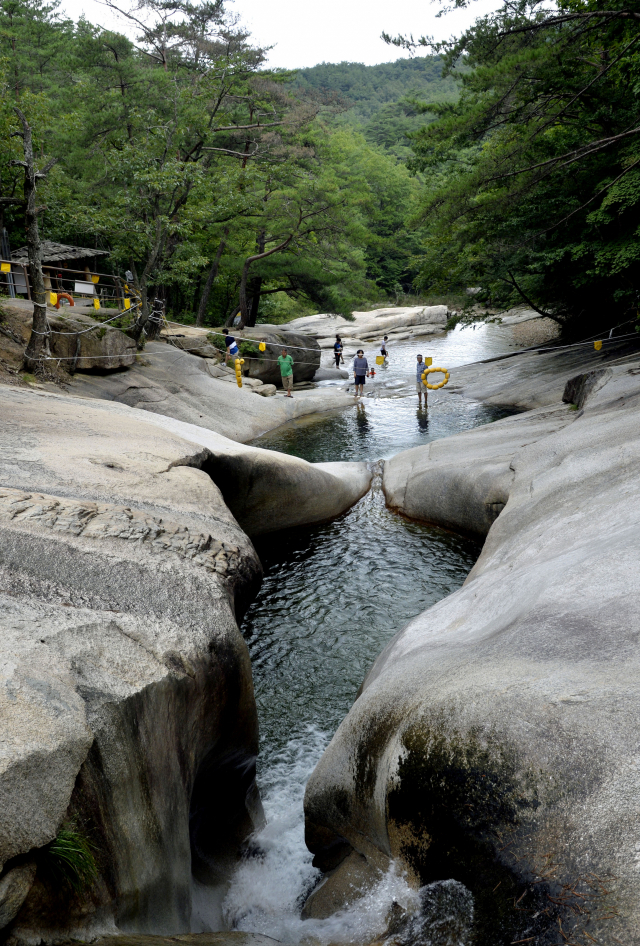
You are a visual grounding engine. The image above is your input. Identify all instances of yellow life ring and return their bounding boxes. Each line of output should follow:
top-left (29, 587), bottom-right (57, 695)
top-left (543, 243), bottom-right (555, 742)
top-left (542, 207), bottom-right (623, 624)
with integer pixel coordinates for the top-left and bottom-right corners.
top-left (421, 366), bottom-right (450, 390)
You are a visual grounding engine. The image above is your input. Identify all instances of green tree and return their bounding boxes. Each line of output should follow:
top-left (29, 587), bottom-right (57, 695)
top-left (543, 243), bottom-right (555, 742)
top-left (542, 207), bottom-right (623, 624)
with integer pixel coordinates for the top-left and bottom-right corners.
top-left (389, 0), bottom-right (640, 336)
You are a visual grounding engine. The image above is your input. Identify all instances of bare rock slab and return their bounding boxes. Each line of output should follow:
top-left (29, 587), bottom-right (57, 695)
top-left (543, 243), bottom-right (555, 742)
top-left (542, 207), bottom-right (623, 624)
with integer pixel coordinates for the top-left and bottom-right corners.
top-left (0, 385), bottom-right (263, 942)
top-left (306, 362), bottom-right (640, 945)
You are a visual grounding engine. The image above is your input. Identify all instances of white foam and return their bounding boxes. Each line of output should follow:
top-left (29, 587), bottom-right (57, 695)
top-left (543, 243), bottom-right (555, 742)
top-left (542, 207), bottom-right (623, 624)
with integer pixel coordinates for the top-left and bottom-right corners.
top-left (215, 725), bottom-right (418, 945)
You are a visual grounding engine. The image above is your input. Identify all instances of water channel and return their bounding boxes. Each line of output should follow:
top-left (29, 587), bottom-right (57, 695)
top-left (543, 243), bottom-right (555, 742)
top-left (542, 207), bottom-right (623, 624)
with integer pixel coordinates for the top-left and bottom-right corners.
top-left (196, 325), bottom-right (521, 942)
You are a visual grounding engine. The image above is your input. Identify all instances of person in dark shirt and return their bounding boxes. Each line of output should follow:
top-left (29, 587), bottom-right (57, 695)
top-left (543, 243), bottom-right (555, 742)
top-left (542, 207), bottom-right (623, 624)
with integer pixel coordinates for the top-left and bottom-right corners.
top-left (225, 332), bottom-right (239, 365)
top-left (333, 335), bottom-right (344, 367)
top-left (352, 349), bottom-right (369, 397)
top-left (416, 353), bottom-right (427, 408)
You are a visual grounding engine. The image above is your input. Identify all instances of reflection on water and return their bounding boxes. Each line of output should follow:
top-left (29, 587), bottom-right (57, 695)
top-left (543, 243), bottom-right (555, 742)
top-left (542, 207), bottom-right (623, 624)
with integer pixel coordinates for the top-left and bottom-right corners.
top-left (244, 474), bottom-right (480, 757)
top-left (218, 326), bottom-right (521, 943)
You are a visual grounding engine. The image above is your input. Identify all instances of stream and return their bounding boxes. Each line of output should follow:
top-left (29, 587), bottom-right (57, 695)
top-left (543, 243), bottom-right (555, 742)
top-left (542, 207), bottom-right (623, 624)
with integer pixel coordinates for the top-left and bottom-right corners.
top-left (194, 325), bottom-right (520, 942)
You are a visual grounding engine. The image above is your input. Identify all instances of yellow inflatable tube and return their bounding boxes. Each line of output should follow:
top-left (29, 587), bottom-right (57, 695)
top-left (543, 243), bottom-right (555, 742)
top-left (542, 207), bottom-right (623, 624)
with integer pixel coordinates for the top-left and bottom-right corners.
top-left (421, 366), bottom-right (450, 390)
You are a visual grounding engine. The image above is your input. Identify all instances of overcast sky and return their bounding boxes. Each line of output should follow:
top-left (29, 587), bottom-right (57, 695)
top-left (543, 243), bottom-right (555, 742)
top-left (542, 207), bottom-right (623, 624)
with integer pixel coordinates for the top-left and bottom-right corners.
top-left (60, 0), bottom-right (499, 68)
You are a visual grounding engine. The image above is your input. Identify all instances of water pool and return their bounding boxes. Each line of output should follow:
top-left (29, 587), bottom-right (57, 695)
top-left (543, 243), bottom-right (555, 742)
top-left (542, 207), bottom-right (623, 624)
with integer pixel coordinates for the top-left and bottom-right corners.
top-left (201, 325), bottom-right (520, 942)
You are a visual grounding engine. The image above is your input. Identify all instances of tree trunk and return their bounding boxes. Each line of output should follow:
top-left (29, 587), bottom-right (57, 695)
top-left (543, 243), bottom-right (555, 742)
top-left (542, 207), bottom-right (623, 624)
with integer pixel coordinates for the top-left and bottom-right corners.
top-left (237, 234), bottom-right (292, 329)
top-left (247, 276), bottom-right (263, 327)
top-left (15, 109), bottom-right (55, 372)
top-left (130, 223), bottom-right (165, 347)
top-left (196, 227), bottom-right (229, 326)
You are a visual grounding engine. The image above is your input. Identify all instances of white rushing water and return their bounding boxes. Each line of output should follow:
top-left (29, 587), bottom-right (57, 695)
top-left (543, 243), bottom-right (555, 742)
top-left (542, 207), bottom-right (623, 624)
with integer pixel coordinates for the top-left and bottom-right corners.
top-left (219, 726), bottom-right (421, 945)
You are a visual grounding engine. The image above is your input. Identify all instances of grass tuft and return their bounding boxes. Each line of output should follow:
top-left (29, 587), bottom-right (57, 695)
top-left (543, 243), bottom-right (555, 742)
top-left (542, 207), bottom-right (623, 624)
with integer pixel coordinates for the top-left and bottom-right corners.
top-left (42, 821), bottom-right (98, 893)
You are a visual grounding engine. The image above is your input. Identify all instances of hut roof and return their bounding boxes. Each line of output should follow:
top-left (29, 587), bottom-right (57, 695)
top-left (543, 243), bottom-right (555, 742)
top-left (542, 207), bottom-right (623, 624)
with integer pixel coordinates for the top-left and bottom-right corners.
top-left (11, 241), bottom-right (110, 265)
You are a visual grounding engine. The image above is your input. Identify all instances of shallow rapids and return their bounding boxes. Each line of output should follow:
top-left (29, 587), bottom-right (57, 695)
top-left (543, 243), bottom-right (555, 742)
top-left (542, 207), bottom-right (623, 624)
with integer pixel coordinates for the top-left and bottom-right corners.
top-left (197, 325), bottom-right (521, 943)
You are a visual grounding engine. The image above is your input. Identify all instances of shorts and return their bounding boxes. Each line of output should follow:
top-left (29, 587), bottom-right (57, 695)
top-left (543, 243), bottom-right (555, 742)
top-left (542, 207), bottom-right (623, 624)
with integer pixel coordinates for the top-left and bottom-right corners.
top-left (229, 347), bottom-right (239, 357)
top-left (282, 374), bottom-right (293, 391)
top-left (416, 382), bottom-right (426, 394)
top-left (355, 375), bottom-right (366, 386)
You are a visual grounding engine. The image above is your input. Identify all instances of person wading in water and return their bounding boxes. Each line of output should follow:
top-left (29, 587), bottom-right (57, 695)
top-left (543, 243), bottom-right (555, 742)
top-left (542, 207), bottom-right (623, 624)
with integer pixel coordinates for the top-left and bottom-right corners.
top-left (333, 335), bottom-right (344, 368)
top-left (416, 353), bottom-right (427, 409)
top-left (352, 349), bottom-right (369, 397)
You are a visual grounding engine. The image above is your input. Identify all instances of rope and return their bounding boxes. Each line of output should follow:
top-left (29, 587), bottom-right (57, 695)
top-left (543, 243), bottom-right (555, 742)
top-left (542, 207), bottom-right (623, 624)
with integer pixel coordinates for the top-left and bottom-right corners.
top-left (163, 319), bottom-right (332, 355)
top-left (28, 303), bottom-right (141, 335)
top-left (160, 315), bottom-right (640, 361)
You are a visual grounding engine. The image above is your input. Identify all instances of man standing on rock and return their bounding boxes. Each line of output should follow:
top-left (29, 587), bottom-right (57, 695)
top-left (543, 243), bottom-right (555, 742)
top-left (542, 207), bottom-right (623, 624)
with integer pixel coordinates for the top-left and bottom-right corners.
top-left (416, 353), bottom-right (427, 409)
top-left (278, 347), bottom-right (294, 397)
top-left (352, 349), bottom-right (369, 397)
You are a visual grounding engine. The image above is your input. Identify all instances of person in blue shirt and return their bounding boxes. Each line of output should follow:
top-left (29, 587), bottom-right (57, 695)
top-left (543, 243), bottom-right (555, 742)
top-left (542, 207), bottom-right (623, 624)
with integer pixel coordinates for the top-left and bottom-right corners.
top-left (416, 353), bottom-right (427, 408)
top-left (225, 332), bottom-right (240, 365)
top-left (333, 335), bottom-right (344, 367)
top-left (352, 349), bottom-right (369, 397)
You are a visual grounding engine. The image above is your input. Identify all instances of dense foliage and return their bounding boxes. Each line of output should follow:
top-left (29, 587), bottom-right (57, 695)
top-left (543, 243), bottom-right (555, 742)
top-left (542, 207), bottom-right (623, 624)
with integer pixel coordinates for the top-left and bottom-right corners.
top-left (0, 0), bottom-right (447, 327)
top-left (389, 0), bottom-right (640, 336)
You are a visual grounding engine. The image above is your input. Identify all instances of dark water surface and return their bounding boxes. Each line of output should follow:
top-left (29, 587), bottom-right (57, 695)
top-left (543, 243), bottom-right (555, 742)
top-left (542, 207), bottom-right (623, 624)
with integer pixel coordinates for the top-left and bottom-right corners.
top-left (212, 328), bottom-right (518, 942)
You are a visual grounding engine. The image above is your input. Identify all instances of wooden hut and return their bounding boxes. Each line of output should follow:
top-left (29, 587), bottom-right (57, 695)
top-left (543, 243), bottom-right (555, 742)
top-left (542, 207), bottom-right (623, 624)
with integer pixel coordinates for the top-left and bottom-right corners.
top-left (10, 241), bottom-right (110, 298)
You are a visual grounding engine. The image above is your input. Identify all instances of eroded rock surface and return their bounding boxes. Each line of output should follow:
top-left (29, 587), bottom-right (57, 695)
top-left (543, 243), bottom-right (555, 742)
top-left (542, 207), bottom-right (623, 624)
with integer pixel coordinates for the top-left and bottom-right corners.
top-left (446, 335), bottom-right (640, 409)
top-left (0, 386), bottom-right (263, 942)
top-left (383, 403), bottom-right (571, 536)
top-left (48, 314), bottom-right (136, 371)
top-left (233, 327), bottom-right (321, 386)
top-left (305, 362), bottom-right (640, 945)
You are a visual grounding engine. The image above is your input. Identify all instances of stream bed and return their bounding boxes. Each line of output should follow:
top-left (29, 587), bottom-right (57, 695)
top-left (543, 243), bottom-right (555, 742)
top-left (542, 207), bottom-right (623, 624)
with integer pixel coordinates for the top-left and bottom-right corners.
top-left (198, 325), bottom-right (520, 942)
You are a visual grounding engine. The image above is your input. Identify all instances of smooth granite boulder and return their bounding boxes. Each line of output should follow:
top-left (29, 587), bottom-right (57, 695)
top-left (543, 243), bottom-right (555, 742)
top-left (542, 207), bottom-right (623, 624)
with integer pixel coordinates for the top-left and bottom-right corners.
top-left (229, 327), bottom-right (321, 386)
top-left (0, 386), bottom-right (263, 942)
top-left (48, 314), bottom-right (136, 371)
top-left (305, 363), bottom-right (640, 946)
top-left (383, 402), bottom-right (571, 536)
top-left (0, 382), bottom-right (371, 942)
top-left (0, 864), bottom-right (37, 930)
top-left (285, 306), bottom-right (449, 348)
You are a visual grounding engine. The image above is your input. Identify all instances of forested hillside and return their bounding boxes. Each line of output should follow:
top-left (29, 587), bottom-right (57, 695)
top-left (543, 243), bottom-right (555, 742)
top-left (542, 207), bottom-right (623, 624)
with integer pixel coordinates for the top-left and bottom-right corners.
top-left (0, 0), bottom-right (431, 329)
top-left (2, 0), bottom-right (639, 339)
top-left (291, 58), bottom-right (456, 121)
